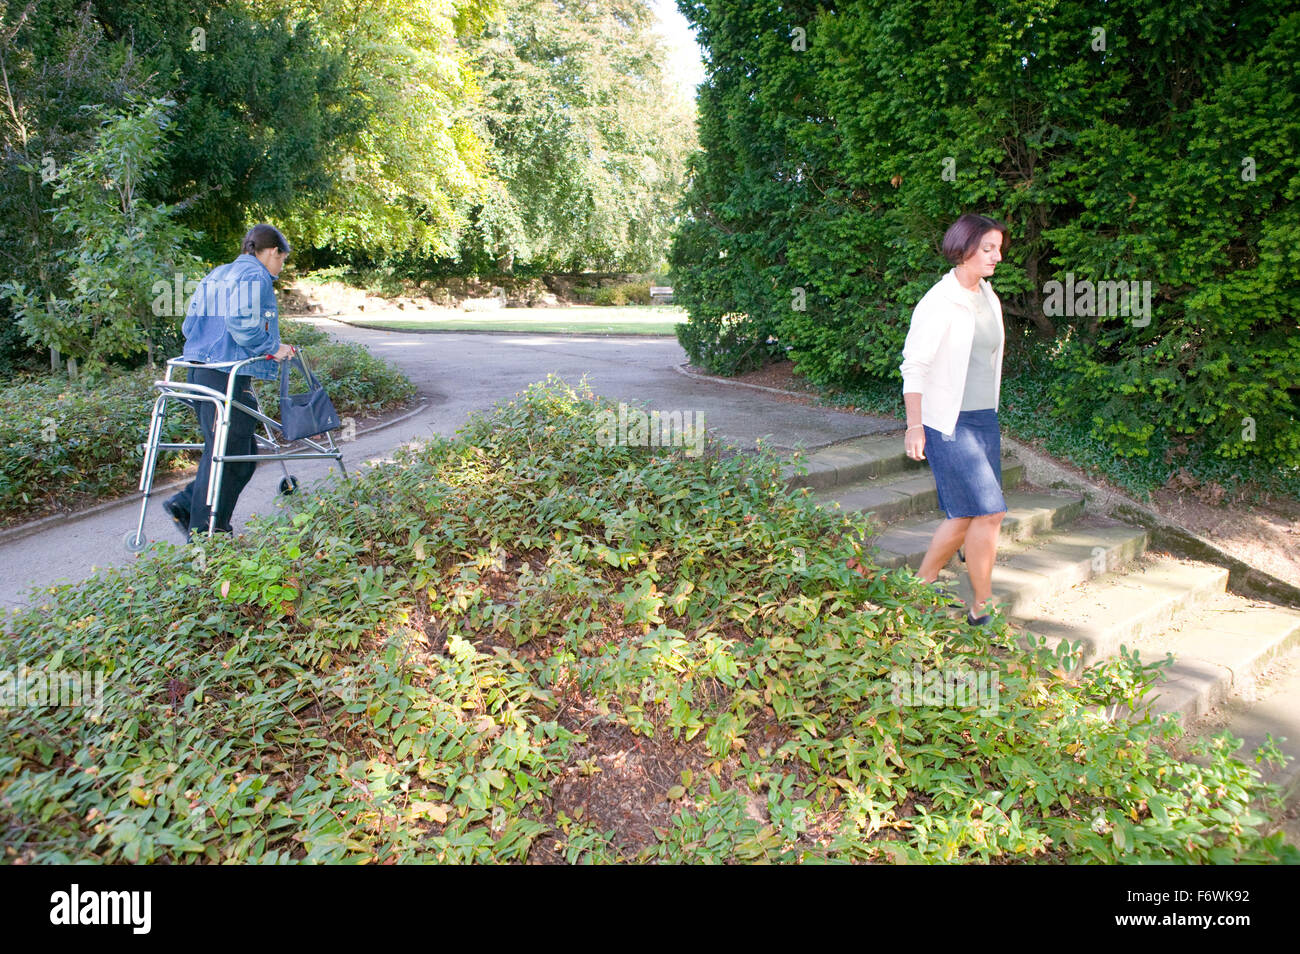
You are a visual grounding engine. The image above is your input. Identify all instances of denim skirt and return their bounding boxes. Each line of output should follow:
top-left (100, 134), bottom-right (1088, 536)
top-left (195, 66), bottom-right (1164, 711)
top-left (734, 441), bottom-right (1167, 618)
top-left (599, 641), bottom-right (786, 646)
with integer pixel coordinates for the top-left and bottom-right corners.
top-left (923, 408), bottom-right (1007, 518)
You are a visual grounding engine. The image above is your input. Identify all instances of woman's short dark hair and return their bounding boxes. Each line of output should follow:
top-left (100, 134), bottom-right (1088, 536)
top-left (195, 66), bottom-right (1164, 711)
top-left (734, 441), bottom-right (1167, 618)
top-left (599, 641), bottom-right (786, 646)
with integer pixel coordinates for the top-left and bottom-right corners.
top-left (941, 214), bottom-right (1007, 266)
top-left (241, 223), bottom-right (290, 257)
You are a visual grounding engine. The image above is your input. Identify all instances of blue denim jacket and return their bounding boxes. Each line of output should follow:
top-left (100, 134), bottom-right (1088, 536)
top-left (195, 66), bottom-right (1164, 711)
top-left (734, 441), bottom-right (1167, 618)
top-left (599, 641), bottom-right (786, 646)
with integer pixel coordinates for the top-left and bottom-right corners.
top-left (181, 254), bottom-right (281, 380)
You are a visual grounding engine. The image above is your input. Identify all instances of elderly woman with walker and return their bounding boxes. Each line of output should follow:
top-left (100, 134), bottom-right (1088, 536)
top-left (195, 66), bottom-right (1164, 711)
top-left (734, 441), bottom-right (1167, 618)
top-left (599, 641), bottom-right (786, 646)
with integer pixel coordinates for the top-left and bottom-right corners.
top-left (162, 224), bottom-right (296, 538)
top-left (899, 213), bottom-right (1009, 626)
top-left (124, 223), bottom-right (349, 552)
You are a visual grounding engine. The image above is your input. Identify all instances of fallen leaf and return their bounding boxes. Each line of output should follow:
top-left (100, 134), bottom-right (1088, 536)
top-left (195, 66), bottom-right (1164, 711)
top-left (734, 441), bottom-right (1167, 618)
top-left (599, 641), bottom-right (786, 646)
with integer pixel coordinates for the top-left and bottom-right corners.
top-left (410, 801), bottom-right (449, 824)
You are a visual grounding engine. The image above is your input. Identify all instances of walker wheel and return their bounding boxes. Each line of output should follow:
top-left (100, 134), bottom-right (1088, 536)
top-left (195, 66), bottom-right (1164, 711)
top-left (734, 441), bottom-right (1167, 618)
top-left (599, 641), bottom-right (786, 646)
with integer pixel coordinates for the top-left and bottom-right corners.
top-left (279, 475), bottom-right (300, 496)
top-left (123, 529), bottom-right (148, 553)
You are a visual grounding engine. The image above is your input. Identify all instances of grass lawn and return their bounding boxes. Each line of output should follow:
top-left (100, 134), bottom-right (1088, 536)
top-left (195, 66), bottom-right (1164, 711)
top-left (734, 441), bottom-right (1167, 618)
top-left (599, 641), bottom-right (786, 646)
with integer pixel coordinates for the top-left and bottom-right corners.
top-left (334, 304), bottom-right (685, 336)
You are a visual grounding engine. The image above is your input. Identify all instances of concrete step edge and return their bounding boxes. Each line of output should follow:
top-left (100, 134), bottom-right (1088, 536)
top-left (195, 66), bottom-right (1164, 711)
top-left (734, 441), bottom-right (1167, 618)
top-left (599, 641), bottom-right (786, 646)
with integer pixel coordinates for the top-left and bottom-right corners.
top-left (875, 524), bottom-right (1151, 613)
top-left (784, 436), bottom-right (1020, 492)
top-left (1008, 560), bottom-right (1231, 665)
top-left (864, 488), bottom-right (1090, 556)
top-left (1158, 649), bottom-right (1300, 841)
top-left (1142, 608), bottom-right (1300, 720)
top-left (812, 461), bottom-right (1032, 526)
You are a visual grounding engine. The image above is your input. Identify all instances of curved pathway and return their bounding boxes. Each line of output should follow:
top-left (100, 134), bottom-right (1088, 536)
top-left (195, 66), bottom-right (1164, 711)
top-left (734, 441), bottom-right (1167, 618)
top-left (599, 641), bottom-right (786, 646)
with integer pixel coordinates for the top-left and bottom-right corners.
top-left (0, 318), bottom-right (895, 614)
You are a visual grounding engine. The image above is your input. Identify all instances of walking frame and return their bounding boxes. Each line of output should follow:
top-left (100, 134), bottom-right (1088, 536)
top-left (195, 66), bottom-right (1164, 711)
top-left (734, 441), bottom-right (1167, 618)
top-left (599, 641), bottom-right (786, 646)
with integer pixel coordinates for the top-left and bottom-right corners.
top-left (124, 349), bottom-right (349, 551)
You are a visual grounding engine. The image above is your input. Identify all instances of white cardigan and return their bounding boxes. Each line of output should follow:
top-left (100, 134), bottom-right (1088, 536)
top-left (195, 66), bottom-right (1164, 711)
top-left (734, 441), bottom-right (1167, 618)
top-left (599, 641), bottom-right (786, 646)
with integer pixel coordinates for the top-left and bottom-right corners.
top-left (899, 268), bottom-right (1005, 437)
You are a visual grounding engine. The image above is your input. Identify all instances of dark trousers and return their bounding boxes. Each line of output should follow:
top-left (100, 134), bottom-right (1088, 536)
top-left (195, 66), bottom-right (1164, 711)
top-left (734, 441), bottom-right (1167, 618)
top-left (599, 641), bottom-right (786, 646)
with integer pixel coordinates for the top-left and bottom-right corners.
top-left (168, 367), bottom-right (260, 533)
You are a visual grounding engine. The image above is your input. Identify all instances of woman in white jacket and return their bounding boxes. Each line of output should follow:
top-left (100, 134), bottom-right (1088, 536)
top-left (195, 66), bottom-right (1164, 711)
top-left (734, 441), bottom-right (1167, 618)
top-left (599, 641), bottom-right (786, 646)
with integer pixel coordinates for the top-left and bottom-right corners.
top-left (899, 214), bottom-right (1008, 625)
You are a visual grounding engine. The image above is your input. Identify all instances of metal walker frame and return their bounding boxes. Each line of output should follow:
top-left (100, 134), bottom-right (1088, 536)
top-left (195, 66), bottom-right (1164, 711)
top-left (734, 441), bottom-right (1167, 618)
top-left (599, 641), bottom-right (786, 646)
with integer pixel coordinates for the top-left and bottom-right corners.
top-left (124, 350), bottom-right (348, 551)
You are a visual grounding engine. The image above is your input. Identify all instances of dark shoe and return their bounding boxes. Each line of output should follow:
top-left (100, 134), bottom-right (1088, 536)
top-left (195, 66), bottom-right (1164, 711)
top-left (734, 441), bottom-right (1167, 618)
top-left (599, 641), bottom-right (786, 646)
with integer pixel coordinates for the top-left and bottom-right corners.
top-left (966, 599), bottom-right (993, 626)
top-left (931, 581), bottom-right (965, 609)
top-left (162, 498), bottom-right (191, 541)
top-left (957, 547), bottom-right (966, 563)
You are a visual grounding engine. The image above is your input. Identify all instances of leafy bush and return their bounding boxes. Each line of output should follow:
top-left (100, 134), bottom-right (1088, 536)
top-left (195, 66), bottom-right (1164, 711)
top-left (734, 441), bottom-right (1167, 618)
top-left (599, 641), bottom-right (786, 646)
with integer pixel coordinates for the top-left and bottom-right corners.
top-left (275, 340), bottom-right (416, 420)
top-left (279, 321), bottom-right (331, 349)
top-left (569, 280), bottom-right (651, 306)
top-left (0, 98), bottom-right (199, 374)
top-left (675, 308), bottom-right (783, 377)
top-left (0, 4), bottom-right (162, 375)
top-left (2, 377), bottom-right (1294, 863)
top-left (671, 0), bottom-right (1300, 476)
top-left (0, 322), bottom-right (415, 523)
top-left (591, 282), bottom-right (651, 306)
top-left (0, 368), bottom-right (195, 519)
top-left (294, 267), bottom-right (414, 299)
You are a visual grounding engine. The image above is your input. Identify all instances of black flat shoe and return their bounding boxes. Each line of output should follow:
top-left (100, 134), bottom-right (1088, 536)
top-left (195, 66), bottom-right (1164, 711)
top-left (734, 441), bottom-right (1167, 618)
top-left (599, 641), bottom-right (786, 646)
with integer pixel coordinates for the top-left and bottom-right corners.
top-left (162, 498), bottom-right (191, 542)
top-left (966, 600), bottom-right (993, 626)
top-left (957, 548), bottom-right (966, 563)
top-left (931, 582), bottom-right (965, 608)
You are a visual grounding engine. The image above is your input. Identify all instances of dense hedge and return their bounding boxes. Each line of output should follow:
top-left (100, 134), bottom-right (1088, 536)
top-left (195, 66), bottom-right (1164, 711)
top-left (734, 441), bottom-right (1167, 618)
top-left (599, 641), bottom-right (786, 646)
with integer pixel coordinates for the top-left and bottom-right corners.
top-left (0, 322), bottom-right (416, 523)
top-left (1, 378), bottom-right (1294, 863)
top-left (671, 0), bottom-right (1300, 474)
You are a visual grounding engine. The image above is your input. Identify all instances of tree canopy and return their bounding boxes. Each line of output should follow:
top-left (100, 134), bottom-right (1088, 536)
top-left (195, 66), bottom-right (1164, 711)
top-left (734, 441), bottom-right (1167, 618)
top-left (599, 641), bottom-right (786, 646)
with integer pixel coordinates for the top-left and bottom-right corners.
top-left (460, 0), bottom-right (697, 272)
top-left (0, 0), bottom-right (698, 371)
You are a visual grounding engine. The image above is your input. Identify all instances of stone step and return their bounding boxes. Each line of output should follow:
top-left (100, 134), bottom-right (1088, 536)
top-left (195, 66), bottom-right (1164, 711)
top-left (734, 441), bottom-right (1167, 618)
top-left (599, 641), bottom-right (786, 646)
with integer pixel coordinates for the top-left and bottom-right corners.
top-left (1170, 651), bottom-right (1300, 846)
top-left (784, 432), bottom-right (1017, 492)
top-left (1125, 594), bottom-right (1300, 720)
top-left (869, 517), bottom-right (1147, 614)
top-left (815, 460), bottom-right (1032, 526)
top-left (1005, 552), bottom-right (1231, 668)
top-left (794, 428), bottom-right (1300, 841)
top-left (784, 434), bottom-right (918, 491)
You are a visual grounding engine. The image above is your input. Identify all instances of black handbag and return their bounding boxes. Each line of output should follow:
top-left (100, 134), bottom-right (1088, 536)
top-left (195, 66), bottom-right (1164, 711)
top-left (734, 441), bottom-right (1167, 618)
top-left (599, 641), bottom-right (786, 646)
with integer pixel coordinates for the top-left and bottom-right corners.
top-left (278, 352), bottom-right (341, 441)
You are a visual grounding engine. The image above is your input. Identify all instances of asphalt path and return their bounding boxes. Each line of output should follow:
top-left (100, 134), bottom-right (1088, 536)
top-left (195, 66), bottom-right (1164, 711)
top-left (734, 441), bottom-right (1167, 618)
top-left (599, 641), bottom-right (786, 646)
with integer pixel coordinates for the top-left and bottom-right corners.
top-left (0, 318), bottom-right (897, 615)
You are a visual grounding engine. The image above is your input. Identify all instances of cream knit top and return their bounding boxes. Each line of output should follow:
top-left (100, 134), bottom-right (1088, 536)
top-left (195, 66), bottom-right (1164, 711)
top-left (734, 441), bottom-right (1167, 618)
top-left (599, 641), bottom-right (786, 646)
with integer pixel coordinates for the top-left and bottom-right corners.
top-left (960, 285), bottom-right (999, 412)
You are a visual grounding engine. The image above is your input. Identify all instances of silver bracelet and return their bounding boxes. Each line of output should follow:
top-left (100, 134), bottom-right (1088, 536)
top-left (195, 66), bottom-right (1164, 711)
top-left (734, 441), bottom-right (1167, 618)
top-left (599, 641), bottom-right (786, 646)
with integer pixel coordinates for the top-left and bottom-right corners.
top-left (906, 424), bottom-right (923, 431)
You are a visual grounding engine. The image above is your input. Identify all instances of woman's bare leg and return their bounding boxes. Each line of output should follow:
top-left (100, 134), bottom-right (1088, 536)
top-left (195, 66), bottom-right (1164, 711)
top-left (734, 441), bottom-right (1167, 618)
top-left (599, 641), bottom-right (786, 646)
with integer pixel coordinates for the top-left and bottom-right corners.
top-left (964, 511), bottom-right (1007, 613)
top-left (917, 516), bottom-right (973, 583)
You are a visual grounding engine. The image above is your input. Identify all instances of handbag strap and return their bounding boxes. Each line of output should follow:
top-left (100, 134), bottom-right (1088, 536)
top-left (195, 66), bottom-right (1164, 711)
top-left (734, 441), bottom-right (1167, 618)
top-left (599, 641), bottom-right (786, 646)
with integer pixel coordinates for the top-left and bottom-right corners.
top-left (279, 352), bottom-right (320, 399)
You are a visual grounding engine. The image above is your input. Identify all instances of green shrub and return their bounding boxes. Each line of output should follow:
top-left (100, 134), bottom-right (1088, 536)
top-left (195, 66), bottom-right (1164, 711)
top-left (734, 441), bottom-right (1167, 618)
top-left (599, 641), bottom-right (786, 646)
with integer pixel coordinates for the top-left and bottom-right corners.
top-left (675, 308), bottom-right (782, 377)
top-left (592, 282), bottom-right (651, 306)
top-left (279, 320), bottom-right (331, 349)
top-left (818, 344), bottom-right (1300, 506)
top-left (0, 99), bottom-right (199, 373)
top-left (2, 377), bottom-right (1294, 863)
top-left (295, 267), bottom-right (412, 299)
top-left (274, 340), bottom-right (416, 420)
top-left (0, 369), bottom-right (194, 519)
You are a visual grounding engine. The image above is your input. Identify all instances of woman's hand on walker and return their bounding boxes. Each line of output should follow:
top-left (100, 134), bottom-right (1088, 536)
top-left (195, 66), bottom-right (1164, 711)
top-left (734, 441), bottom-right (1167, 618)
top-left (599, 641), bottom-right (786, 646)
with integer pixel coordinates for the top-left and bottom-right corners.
top-left (905, 424), bottom-right (926, 460)
top-left (271, 343), bottom-right (296, 361)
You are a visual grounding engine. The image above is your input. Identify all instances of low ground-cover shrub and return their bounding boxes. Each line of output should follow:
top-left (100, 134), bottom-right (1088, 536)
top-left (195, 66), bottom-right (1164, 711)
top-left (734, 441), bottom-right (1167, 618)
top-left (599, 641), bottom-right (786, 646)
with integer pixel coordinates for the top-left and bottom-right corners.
top-left (0, 321), bottom-right (416, 524)
top-left (1, 377), bottom-right (1294, 863)
top-left (279, 321), bottom-right (330, 349)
